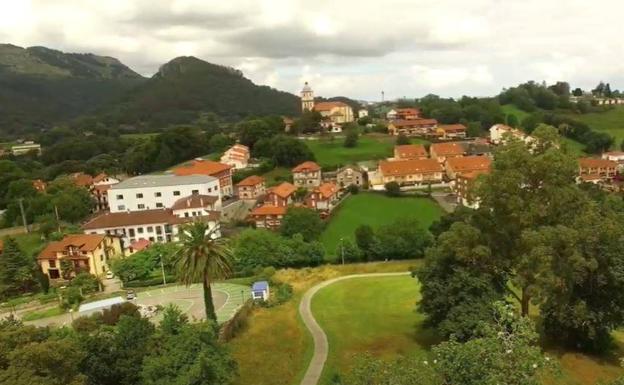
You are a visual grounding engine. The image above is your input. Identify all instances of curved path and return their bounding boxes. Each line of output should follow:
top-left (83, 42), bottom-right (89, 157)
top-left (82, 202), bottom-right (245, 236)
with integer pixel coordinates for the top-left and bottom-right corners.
top-left (298, 272), bottom-right (410, 385)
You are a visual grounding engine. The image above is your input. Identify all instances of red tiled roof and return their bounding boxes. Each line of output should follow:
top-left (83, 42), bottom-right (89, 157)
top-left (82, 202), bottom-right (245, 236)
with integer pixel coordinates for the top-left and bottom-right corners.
top-left (439, 124), bottom-right (467, 133)
top-left (71, 172), bottom-right (94, 187)
top-left (268, 182), bottom-right (296, 198)
top-left (92, 173), bottom-right (109, 183)
top-left (431, 142), bottom-right (465, 157)
top-left (82, 209), bottom-right (219, 230)
top-left (395, 108), bottom-right (420, 115)
top-left (129, 239), bottom-right (151, 252)
top-left (292, 161), bottom-right (321, 173)
top-left (250, 204), bottom-right (287, 216)
top-left (314, 183), bottom-right (339, 199)
top-left (171, 194), bottom-right (218, 210)
top-left (314, 101), bottom-right (349, 111)
top-left (446, 156), bottom-right (492, 173)
top-left (38, 234), bottom-right (107, 260)
top-left (379, 159), bottom-right (443, 177)
top-left (390, 119), bottom-right (437, 128)
top-left (395, 144), bottom-right (428, 159)
top-left (32, 179), bottom-right (47, 192)
top-left (237, 175), bottom-right (265, 187)
top-left (579, 158), bottom-right (618, 169)
top-left (173, 159), bottom-right (232, 176)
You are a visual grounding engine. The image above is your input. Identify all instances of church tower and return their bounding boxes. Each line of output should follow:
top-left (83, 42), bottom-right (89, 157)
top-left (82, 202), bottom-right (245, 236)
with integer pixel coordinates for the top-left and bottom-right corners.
top-left (301, 82), bottom-right (314, 112)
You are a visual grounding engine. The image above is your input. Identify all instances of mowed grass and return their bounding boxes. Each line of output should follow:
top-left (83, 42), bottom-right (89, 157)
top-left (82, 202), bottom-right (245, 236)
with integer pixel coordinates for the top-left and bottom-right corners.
top-left (502, 103), bottom-right (530, 122)
top-left (21, 306), bottom-right (64, 321)
top-left (227, 261), bottom-right (418, 385)
top-left (566, 106), bottom-right (624, 145)
top-left (312, 275), bottom-right (433, 384)
top-left (321, 193), bottom-right (443, 257)
top-left (561, 137), bottom-right (586, 157)
top-left (261, 167), bottom-right (292, 186)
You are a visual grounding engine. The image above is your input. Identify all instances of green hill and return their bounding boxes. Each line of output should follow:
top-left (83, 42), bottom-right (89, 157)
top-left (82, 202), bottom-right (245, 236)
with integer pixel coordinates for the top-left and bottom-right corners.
top-left (0, 44), bottom-right (145, 136)
top-left (97, 56), bottom-right (301, 129)
top-left (564, 106), bottom-right (624, 145)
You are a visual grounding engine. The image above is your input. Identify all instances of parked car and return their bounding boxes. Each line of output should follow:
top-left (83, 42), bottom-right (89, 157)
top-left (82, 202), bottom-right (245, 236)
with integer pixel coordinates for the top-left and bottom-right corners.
top-left (106, 271), bottom-right (114, 279)
top-left (126, 290), bottom-right (136, 300)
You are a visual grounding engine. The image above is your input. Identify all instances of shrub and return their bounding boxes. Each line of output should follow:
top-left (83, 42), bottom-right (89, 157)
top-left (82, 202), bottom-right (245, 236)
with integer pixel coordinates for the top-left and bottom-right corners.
top-left (101, 302), bottom-right (140, 325)
top-left (123, 275), bottom-right (177, 288)
top-left (347, 184), bottom-right (359, 194)
top-left (384, 182), bottom-right (401, 197)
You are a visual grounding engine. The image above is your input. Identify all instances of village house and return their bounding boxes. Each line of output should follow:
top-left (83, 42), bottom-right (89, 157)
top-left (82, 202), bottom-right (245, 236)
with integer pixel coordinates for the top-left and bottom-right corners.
top-left (461, 139), bottom-right (492, 157)
top-left (602, 151), bottom-right (624, 170)
top-left (394, 144), bottom-right (428, 160)
top-left (387, 119), bottom-right (438, 136)
top-left (11, 141), bottom-right (41, 156)
top-left (430, 142), bottom-right (465, 163)
top-left (236, 175), bottom-right (266, 200)
top-left (578, 157), bottom-right (618, 182)
top-left (38, 234), bottom-right (123, 279)
top-left (305, 182), bottom-right (340, 213)
top-left (173, 159), bottom-right (234, 197)
top-left (82, 205), bottom-right (221, 245)
top-left (335, 165), bottom-right (365, 188)
top-left (249, 204), bottom-right (287, 229)
top-left (265, 182), bottom-right (297, 207)
top-left (455, 170), bottom-right (490, 208)
top-left (69, 172), bottom-right (120, 212)
top-left (489, 124), bottom-right (532, 145)
top-left (387, 108), bottom-right (420, 120)
top-left (70, 172), bottom-right (95, 188)
top-left (126, 239), bottom-right (150, 255)
top-left (32, 179), bottom-right (47, 192)
top-left (220, 144), bottom-right (250, 169)
top-left (108, 174), bottom-right (221, 213)
top-left (300, 82), bottom-right (355, 127)
top-left (445, 156), bottom-right (492, 180)
top-left (358, 109), bottom-right (369, 118)
top-left (378, 159), bottom-right (444, 187)
top-left (293, 161), bottom-right (322, 188)
top-left (436, 124), bottom-right (467, 140)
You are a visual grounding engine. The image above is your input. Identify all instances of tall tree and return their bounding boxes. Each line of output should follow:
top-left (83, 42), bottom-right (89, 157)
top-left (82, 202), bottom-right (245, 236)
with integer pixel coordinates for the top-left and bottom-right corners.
top-left (175, 221), bottom-right (233, 321)
top-left (0, 237), bottom-right (35, 299)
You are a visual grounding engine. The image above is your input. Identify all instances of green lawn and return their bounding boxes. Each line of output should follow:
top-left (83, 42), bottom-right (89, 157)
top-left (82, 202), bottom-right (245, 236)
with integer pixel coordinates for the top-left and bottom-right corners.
top-left (502, 103), bottom-right (530, 122)
top-left (321, 193), bottom-right (443, 257)
top-left (565, 106), bottom-right (624, 145)
top-left (261, 167), bottom-right (292, 186)
top-left (561, 137), bottom-right (586, 157)
top-left (311, 275), bottom-right (433, 384)
top-left (13, 231), bottom-right (45, 257)
top-left (306, 134), bottom-right (428, 168)
top-left (21, 306), bottom-right (65, 321)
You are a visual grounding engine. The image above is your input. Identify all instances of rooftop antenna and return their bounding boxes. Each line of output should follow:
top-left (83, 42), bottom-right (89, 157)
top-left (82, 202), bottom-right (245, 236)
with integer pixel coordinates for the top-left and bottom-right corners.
top-left (381, 90), bottom-right (385, 102)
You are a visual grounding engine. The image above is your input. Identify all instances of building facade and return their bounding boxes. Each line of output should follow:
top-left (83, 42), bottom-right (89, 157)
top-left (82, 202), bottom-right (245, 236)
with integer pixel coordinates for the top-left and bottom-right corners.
top-left (578, 158), bottom-right (618, 181)
top-left (292, 161), bottom-right (322, 188)
top-left (108, 175), bottom-right (221, 213)
top-left (378, 159), bottom-right (444, 187)
top-left (265, 182), bottom-right (296, 207)
top-left (387, 119), bottom-right (438, 136)
top-left (249, 205), bottom-right (287, 229)
top-left (173, 159), bottom-right (234, 197)
top-left (305, 183), bottom-right (340, 213)
top-left (301, 82), bottom-right (315, 111)
top-left (430, 142), bottom-right (465, 163)
top-left (220, 144), bottom-right (250, 169)
top-left (38, 234), bottom-right (123, 279)
top-left (236, 175), bottom-right (266, 200)
top-left (335, 165), bottom-right (365, 188)
top-left (445, 156), bottom-right (492, 180)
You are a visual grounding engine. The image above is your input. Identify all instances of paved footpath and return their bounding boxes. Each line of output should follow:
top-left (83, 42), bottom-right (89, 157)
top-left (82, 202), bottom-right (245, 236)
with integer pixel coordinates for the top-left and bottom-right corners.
top-left (298, 272), bottom-right (410, 385)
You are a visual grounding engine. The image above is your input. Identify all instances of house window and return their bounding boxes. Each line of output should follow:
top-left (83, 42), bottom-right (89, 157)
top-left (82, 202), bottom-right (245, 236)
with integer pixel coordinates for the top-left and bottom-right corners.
top-left (185, 212), bottom-right (189, 217)
top-left (137, 204), bottom-right (145, 209)
top-left (49, 259), bottom-right (56, 268)
top-left (208, 188), bottom-right (212, 192)
top-left (157, 236), bottom-right (164, 242)
top-left (173, 191), bottom-right (180, 196)
top-left (137, 227), bottom-right (144, 234)
top-left (117, 205), bottom-right (125, 211)
top-left (136, 193), bottom-right (143, 198)
top-left (147, 226), bottom-right (153, 233)
top-left (155, 226), bottom-right (162, 235)
top-left (129, 229), bottom-right (135, 237)
top-left (116, 194), bottom-right (123, 199)
top-left (149, 237), bottom-right (155, 242)
top-left (192, 189), bottom-right (199, 194)
top-left (156, 202), bottom-right (163, 208)
top-left (155, 192), bottom-right (162, 197)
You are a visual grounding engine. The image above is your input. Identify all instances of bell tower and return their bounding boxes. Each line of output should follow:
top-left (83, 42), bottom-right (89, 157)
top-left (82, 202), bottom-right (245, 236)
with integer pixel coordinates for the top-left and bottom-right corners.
top-left (301, 82), bottom-right (314, 112)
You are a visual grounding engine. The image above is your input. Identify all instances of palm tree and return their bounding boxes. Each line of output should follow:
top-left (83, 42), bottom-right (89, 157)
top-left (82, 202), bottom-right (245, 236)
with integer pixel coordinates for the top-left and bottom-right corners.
top-left (175, 221), bottom-right (232, 321)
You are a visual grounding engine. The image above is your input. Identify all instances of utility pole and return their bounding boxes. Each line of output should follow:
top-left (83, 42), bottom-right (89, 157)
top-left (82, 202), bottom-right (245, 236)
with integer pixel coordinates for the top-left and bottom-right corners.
top-left (160, 254), bottom-right (167, 285)
top-left (54, 205), bottom-right (61, 233)
top-left (18, 198), bottom-right (29, 233)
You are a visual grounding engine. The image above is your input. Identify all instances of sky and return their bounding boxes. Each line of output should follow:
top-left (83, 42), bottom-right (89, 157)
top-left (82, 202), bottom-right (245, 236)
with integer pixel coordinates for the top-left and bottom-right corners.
top-left (1, 0), bottom-right (623, 101)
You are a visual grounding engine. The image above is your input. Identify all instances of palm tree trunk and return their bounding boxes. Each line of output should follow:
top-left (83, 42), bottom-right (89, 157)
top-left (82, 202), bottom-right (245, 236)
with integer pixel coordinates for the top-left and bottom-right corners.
top-left (203, 276), bottom-right (217, 321)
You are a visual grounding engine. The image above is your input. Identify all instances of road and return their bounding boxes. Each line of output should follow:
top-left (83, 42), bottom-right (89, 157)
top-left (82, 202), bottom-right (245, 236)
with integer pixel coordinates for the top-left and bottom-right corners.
top-left (298, 272), bottom-right (410, 385)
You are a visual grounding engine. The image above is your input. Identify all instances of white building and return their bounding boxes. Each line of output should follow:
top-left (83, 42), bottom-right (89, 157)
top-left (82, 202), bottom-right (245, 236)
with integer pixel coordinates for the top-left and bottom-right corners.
top-left (82, 205), bottom-right (221, 245)
top-left (358, 109), bottom-right (369, 118)
top-left (220, 144), bottom-right (250, 169)
top-left (11, 142), bottom-right (41, 156)
top-left (489, 124), bottom-right (533, 145)
top-left (108, 175), bottom-right (221, 213)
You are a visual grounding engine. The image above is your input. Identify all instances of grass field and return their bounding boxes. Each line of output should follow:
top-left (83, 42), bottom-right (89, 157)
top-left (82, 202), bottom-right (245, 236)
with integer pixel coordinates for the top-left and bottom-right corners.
top-left (13, 231), bottom-right (45, 257)
top-left (261, 167), bottom-right (292, 186)
top-left (305, 134), bottom-right (429, 168)
top-left (21, 306), bottom-right (64, 321)
top-left (312, 275), bottom-right (432, 384)
top-left (227, 261), bottom-right (418, 385)
top-left (321, 193), bottom-right (443, 257)
top-left (502, 104), bottom-right (530, 123)
top-left (566, 106), bottom-right (624, 145)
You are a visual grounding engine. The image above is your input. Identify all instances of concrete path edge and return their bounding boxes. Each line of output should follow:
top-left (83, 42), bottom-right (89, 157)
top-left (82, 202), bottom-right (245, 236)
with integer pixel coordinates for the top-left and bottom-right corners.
top-left (298, 272), bottom-right (411, 385)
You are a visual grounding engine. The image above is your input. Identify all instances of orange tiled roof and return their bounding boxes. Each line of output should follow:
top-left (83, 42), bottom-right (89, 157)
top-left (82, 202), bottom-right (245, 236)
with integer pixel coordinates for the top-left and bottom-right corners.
top-left (251, 204), bottom-right (287, 216)
top-left (268, 182), bottom-right (296, 198)
top-left (38, 234), bottom-right (106, 259)
top-left (129, 239), bottom-right (151, 252)
top-left (171, 194), bottom-right (219, 210)
top-left (379, 159), bottom-right (443, 177)
top-left (395, 144), bottom-right (428, 159)
top-left (237, 175), bottom-right (265, 187)
top-left (439, 124), bottom-right (467, 132)
top-left (314, 101), bottom-right (349, 111)
top-left (446, 156), bottom-right (492, 173)
top-left (579, 158), bottom-right (618, 169)
top-left (395, 108), bottom-right (420, 115)
top-left (292, 161), bottom-right (321, 173)
top-left (32, 179), bottom-right (47, 192)
top-left (314, 183), bottom-right (339, 199)
top-left (92, 173), bottom-right (109, 183)
top-left (71, 172), bottom-right (94, 187)
top-left (431, 142), bottom-right (465, 157)
top-left (173, 159), bottom-right (232, 177)
top-left (391, 118), bottom-right (438, 128)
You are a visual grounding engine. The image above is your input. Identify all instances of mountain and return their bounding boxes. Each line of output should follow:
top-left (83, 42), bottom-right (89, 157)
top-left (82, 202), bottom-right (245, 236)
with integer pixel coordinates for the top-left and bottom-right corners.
top-left (0, 44), bottom-right (145, 136)
top-left (96, 56), bottom-right (301, 129)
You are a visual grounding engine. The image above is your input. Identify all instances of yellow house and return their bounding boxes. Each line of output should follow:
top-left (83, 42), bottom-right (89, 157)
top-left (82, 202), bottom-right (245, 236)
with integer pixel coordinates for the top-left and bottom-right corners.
top-left (37, 234), bottom-right (123, 279)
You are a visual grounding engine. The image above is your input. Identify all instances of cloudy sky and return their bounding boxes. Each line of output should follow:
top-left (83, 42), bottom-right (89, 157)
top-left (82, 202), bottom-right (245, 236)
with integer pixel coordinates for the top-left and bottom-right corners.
top-left (1, 0), bottom-right (623, 101)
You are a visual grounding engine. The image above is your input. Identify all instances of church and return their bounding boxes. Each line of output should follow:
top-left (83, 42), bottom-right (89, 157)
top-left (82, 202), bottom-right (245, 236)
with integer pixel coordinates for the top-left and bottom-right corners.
top-left (301, 82), bottom-right (354, 132)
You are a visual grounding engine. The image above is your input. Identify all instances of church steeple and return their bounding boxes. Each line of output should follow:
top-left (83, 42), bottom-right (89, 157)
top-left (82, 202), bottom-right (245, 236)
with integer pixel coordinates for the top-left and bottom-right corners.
top-left (301, 82), bottom-right (314, 112)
